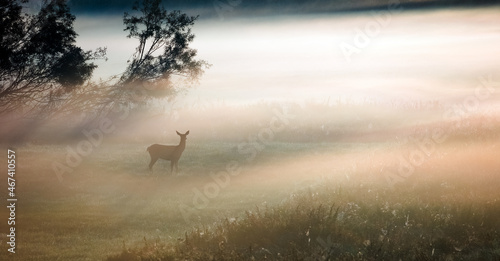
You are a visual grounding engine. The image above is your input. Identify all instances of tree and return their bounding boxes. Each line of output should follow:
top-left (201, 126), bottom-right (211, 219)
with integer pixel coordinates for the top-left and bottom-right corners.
top-left (119, 0), bottom-right (209, 102)
top-left (0, 0), bottom-right (104, 113)
top-left (0, 0), bottom-right (208, 142)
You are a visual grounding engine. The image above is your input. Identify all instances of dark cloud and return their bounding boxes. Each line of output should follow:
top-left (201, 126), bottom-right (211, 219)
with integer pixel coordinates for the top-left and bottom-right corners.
top-left (68, 0), bottom-right (500, 16)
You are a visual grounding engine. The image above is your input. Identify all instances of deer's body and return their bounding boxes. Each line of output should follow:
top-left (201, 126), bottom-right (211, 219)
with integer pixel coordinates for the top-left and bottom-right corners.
top-left (147, 131), bottom-right (189, 173)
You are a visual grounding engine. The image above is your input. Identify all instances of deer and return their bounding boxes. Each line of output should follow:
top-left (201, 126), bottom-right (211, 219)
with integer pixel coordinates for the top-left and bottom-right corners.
top-left (147, 130), bottom-right (189, 174)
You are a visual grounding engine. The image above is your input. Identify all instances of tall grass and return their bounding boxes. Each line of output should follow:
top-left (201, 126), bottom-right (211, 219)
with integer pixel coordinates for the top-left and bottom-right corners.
top-left (107, 177), bottom-right (500, 260)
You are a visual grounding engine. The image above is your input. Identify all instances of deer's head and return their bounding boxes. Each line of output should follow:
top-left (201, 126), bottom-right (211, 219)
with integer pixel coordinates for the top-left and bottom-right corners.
top-left (176, 130), bottom-right (189, 141)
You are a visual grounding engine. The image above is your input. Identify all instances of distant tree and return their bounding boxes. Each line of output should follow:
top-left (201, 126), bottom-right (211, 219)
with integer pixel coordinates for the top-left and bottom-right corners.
top-left (118, 0), bottom-right (209, 103)
top-left (0, 0), bottom-right (105, 113)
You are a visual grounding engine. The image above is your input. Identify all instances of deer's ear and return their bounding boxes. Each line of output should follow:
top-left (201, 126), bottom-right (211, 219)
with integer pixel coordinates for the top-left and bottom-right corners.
top-left (176, 131), bottom-right (181, 135)
top-left (185, 130), bottom-right (190, 135)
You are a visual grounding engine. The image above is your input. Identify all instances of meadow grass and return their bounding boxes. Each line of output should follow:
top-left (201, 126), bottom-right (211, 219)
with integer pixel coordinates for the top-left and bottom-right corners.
top-left (108, 182), bottom-right (500, 261)
top-left (0, 135), bottom-right (499, 260)
top-left (106, 142), bottom-right (500, 260)
top-left (1, 101), bottom-right (499, 260)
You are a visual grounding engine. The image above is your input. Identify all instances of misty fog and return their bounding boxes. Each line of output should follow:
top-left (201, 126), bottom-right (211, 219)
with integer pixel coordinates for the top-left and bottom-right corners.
top-left (75, 6), bottom-right (500, 105)
top-left (3, 4), bottom-right (500, 260)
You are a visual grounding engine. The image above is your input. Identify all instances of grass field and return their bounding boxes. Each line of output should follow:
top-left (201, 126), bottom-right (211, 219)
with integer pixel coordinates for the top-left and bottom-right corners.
top-left (1, 101), bottom-right (500, 260)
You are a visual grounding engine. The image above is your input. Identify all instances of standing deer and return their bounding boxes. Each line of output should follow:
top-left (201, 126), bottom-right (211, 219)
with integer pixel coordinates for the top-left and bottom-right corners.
top-left (147, 130), bottom-right (189, 174)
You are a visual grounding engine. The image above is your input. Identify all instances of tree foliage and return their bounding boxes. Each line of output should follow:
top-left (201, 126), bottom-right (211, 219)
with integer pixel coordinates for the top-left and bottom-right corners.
top-left (0, 0), bottom-right (104, 113)
top-left (0, 0), bottom-right (208, 136)
top-left (120, 0), bottom-right (208, 100)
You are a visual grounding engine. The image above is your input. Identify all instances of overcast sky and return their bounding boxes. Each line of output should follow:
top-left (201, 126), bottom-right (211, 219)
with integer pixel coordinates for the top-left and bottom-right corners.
top-left (65, 0), bottom-right (500, 17)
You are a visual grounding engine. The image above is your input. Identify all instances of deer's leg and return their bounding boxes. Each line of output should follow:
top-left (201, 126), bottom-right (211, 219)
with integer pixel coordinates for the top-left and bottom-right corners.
top-left (170, 160), bottom-right (175, 174)
top-left (149, 157), bottom-right (158, 171)
top-left (174, 161), bottom-right (179, 174)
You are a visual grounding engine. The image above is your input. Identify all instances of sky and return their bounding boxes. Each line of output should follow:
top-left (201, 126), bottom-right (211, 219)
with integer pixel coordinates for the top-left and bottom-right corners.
top-left (65, 0), bottom-right (500, 106)
top-left (64, 0), bottom-right (500, 15)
